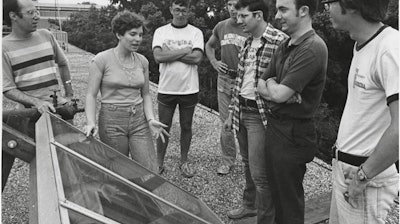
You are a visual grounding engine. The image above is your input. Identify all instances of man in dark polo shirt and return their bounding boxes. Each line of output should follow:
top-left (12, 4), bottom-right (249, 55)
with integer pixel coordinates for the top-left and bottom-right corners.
top-left (256, 0), bottom-right (327, 223)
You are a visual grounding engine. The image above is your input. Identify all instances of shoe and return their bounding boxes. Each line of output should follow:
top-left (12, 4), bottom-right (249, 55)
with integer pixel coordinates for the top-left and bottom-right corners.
top-left (227, 207), bottom-right (257, 219)
top-left (180, 162), bottom-right (195, 178)
top-left (217, 164), bottom-right (232, 175)
top-left (158, 166), bottom-right (165, 175)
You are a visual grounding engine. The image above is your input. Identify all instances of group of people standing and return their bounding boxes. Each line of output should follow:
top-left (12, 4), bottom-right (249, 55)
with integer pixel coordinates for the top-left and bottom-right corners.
top-left (2, 0), bottom-right (398, 223)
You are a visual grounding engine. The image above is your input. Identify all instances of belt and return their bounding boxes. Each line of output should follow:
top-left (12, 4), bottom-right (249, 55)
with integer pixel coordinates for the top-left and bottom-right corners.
top-left (239, 96), bottom-right (258, 109)
top-left (101, 103), bottom-right (141, 113)
top-left (332, 145), bottom-right (368, 167)
top-left (226, 69), bottom-right (237, 79)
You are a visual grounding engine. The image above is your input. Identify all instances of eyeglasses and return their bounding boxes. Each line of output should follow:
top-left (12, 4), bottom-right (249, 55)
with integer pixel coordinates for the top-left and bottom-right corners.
top-left (322, 0), bottom-right (339, 11)
top-left (172, 8), bottom-right (188, 15)
top-left (237, 10), bottom-right (260, 20)
top-left (20, 9), bottom-right (40, 17)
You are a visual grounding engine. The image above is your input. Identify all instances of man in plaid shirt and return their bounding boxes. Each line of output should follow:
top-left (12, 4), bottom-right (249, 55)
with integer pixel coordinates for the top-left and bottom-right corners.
top-left (224, 0), bottom-right (287, 221)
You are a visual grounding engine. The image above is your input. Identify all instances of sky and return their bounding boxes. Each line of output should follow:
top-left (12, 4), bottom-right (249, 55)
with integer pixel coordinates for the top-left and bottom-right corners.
top-left (38, 0), bottom-right (111, 6)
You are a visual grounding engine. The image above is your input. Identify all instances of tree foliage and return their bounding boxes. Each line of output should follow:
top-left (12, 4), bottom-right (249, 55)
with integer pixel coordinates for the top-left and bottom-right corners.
top-left (63, 0), bottom-right (398, 163)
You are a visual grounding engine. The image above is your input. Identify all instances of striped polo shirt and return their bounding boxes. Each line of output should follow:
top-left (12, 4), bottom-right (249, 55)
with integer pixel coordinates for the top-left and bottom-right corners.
top-left (3, 29), bottom-right (68, 103)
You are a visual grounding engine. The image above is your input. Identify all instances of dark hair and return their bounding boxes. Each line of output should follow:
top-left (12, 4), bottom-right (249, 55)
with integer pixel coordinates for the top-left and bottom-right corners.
top-left (111, 11), bottom-right (143, 36)
top-left (171, 0), bottom-right (190, 7)
top-left (339, 0), bottom-right (389, 22)
top-left (235, 0), bottom-right (269, 21)
top-left (3, 0), bottom-right (22, 26)
top-left (294, 0), bottom-right (318, 17)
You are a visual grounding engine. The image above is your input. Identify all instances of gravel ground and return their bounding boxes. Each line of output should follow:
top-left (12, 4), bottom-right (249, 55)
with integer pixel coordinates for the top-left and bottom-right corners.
top-left (2, 45), bottom-right (398, 224)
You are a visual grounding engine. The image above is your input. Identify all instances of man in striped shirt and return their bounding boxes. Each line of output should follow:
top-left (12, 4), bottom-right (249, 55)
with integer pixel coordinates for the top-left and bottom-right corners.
top-left (2, 0), bottom-right (74, 190)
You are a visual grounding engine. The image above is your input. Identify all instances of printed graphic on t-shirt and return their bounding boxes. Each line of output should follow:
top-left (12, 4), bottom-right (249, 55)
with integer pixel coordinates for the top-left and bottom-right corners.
top-left (164, 39), bottom-right (193, 50)
top-left (221, 33), bottom-right (246, 49)
top-left (244, 46), bottom-right (258, 69)
top-left (353, 68), bottom-right (366, 89)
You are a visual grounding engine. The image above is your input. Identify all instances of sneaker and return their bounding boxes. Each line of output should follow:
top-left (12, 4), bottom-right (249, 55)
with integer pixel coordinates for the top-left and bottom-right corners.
top-left (180, 162), bottom-right (195, 178)
top-left (217, 164), bottom-right (232, 175)
top-left (227, 207), bottom-right (257, 219)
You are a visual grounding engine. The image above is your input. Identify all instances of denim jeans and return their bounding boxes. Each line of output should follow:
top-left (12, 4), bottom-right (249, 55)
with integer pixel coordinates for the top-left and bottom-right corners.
top-left (329, 159), bottom-right (398, 224)
top-left (265, 116), bottom-right (317, 224)
top-left (98, 103), bottom-right (157, 172)
top-left (217, 89), bottom-right (236, 167)
top-left (156, 93), bottom-right (198, 166)
top-left (236, 109), bottom-right (274, 220)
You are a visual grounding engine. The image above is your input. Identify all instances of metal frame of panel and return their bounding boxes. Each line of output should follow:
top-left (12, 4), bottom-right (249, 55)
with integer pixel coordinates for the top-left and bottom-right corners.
top-left (33, 112), bottom-right (223, 224)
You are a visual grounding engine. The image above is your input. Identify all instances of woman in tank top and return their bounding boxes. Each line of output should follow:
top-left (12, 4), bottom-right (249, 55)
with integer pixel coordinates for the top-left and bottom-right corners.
top-left (85, 11), bottom-right (168, 172)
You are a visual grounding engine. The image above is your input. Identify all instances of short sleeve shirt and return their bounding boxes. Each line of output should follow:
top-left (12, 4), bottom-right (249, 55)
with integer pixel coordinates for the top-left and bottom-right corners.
top-left (152, 23), bottom-right (204, 95)
top-left (337, 26), bottom-right (399, 156)
top-left (261, 30), bottom-right (328, 119)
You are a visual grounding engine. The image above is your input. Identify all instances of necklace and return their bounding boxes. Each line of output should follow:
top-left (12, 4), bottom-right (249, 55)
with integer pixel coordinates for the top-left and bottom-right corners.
top-left (114, 48), bottom-right (136, 83)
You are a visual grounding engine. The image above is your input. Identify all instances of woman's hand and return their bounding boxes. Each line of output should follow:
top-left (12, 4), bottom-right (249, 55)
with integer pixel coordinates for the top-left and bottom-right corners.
top-left (85, 123), bottom-right (98, 137)
top-left (148, 119), bottom-right (170, 143)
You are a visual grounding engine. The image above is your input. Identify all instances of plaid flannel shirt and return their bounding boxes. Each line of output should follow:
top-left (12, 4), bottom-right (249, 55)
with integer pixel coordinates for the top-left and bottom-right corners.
top-left (229, 24), bottom-right (288, 132)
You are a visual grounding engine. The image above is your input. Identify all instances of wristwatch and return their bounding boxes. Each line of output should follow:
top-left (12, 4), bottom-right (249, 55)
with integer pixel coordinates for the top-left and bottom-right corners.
top-left (357, 164), bottom-right (370, 182)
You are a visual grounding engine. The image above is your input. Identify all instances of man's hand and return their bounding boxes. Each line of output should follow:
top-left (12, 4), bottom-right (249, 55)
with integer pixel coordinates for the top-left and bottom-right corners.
top-left (210, 60), bottom-right (228, 74)
top-left (257, 79), bottom-right (270, 100)
top-left (286, 93), bottom-right (302, 104)
top-left (35, 100), bottom-right (56, 114)
top-left (343, 168), bottom-right (368, 209)
top-left (223, 116), bottom-right (233, 132)
top-left (64, 95), bottom-right (74, 106)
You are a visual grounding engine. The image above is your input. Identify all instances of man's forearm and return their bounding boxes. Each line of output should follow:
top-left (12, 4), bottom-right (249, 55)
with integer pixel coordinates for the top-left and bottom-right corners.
top-left (205, 43), bottom-right (217, 64)
top-left (4, 89), bottom-right (42, 107)
top-left (363, 114), bottom-right (399, 178)
top-left (178, 51), bottom-right (203, 65)
top-left (59, 64), bottom-right (73, 97)
top-left (265, 78), bottom-right (295, 103)
top-left (154, 48), bottom-right (189, 63)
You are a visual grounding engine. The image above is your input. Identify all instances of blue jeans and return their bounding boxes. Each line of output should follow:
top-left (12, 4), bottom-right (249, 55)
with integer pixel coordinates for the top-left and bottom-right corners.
top-left (156, 93), bottom-right (198, 166)
top-left (329, 159), bottom-right (398, 224)
top-left (217, 90), bottom-right (236, 167)
top-left (98, 103), bottom-right (157, 172)
top-left (236, 109), bottom-right (274, 221)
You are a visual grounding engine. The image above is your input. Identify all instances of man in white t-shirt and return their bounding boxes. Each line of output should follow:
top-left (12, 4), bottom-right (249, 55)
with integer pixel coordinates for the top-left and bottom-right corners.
top-left (324, 0), bottom-right (399, 223)
top-left (152, 0), bottom-right (203, 178)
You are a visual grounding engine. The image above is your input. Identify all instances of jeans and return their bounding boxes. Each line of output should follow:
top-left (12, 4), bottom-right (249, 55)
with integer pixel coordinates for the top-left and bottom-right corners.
top-left (236, 109), bottom-right (273, 218)
top-left (329, 159), bottom-right (398, 224)
top-left (265, 116), bottom-right (317, 224)
top-left (217, 90), bottom-right (236, 167)
top-left (156, 93), bottom-right (198, 166)
top-left (98, 103), bottom-right (157, 172)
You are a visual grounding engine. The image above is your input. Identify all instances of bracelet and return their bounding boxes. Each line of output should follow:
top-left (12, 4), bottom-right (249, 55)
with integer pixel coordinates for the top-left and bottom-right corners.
top-left (65, 80), bottom-right (72, 84)
top-left (147, 118), bottom-right (154, 122)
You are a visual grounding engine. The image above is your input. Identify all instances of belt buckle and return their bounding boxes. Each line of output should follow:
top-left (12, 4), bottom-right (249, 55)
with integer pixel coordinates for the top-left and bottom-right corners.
top-left (130, 105), bottom-right (136, 113)
top-left (331, 144), bottom-right (338, 159)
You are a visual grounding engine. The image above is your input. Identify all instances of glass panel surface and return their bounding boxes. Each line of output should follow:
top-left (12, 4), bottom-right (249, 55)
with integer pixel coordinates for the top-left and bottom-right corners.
top-left (57, 147), bottom-right (205, 224)
top-left (68, 209), bottom-right (102, 224)
top-left (49, 114), bottom-right (222, 224)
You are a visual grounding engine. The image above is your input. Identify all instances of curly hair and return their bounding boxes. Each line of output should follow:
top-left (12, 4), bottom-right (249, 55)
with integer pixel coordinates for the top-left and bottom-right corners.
top-left (111, 10), bottom-right (144, 36)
